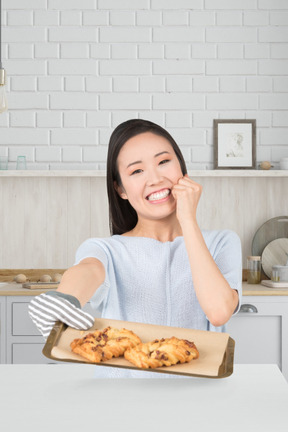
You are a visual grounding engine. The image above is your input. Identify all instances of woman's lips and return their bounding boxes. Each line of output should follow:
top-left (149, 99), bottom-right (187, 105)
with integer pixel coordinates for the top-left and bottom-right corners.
top-left (146, 188), bottom-right (171, 202)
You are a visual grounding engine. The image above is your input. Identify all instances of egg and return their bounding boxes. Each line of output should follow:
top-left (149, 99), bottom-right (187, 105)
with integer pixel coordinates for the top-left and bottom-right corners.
top-left (52, 273), bottom-right (62, 283)
top-left (259, 161), bottom-right (272, 170)
top-left (40, 274), bottom-right (52, 283)
top-left (14, 274), bottom-right (27, 283)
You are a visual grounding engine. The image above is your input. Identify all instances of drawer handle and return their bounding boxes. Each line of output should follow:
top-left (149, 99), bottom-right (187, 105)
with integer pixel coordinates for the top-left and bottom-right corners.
top-left (239, 304), bottom-right (258, 313)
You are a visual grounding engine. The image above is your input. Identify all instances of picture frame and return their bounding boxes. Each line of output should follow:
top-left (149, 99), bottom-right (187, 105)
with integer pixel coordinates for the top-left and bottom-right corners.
top-left (213, 119), bottom-right (256, 169)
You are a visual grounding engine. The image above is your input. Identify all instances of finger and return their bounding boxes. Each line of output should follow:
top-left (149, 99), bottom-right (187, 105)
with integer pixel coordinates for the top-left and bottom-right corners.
top-left (179, 179), bottom-right (202, 192)
top-left (177, 176), bottom-right (196, 186)
top-left (174, 181), bottom-right (200, 191)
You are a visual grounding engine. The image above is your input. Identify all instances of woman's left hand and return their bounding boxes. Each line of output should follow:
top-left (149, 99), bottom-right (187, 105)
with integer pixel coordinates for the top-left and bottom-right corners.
top-left (171, 174), bottom-right (202, 226)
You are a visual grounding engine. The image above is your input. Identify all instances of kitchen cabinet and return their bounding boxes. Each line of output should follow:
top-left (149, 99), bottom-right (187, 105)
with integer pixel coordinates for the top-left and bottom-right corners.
top-left (0, 297), bottom-right (6, 364)
top-left (226, 295), bottom-right (288, 381)
top-left (6, 297), bottom-right (52, 364)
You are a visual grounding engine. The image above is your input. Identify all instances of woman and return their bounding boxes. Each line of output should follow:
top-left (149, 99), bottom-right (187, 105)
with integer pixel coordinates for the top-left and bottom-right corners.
top-left (29, 119), bottom-right (242, 377)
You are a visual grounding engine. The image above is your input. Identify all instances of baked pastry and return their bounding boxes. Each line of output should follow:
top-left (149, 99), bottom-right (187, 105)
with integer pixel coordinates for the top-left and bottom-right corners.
top-left (124, 337), bottom-right (199, 369)
top-left (70, 326), bottom-right (141, 363)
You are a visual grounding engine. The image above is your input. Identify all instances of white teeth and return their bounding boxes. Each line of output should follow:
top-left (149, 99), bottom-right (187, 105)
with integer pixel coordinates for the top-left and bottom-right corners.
top-left (147, 189), bottom-right (170, 201)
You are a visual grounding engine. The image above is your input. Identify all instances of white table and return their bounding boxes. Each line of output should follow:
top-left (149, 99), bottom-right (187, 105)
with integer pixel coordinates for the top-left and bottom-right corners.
top-left (0, 364), bottom-right (287, 432)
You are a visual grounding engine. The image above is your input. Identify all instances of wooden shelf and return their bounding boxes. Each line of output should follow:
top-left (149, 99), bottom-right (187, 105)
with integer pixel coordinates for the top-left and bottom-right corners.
top-left (0, 169), bottom-right (287, 178)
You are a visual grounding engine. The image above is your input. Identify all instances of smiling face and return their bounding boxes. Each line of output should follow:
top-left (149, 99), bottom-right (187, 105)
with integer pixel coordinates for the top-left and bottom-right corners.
top-left (116, 132), bottom-right (183, 226)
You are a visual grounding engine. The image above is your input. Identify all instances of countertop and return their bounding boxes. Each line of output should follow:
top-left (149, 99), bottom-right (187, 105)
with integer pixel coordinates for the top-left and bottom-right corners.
top-left (0, 364), bottom-right (287, 432)
top-left (0, 282), bottom-right (55, 296)
top-left (1, 281), bottom-right (288, 296)
top-left (242, 281), bottom-right (288, 296)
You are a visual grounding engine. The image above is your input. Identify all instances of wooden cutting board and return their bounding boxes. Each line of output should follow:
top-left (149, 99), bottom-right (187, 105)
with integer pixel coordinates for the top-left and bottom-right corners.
top-left (22, 282), bottom-right (60, 290)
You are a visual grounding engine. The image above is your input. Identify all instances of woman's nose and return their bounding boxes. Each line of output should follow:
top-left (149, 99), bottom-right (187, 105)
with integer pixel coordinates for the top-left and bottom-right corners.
top-left (146, 167), bottom-right (163, 186)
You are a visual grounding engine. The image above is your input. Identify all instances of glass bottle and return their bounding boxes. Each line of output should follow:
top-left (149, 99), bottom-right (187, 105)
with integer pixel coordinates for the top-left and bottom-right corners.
top-left (16, 156), bottom-right (27, 170)
top-left (247, 256), bottom-right (261, 284)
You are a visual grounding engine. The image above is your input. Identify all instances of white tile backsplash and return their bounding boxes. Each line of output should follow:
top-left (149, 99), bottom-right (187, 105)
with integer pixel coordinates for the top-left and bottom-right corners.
top-left (0, 2), bottom-right (287, 169)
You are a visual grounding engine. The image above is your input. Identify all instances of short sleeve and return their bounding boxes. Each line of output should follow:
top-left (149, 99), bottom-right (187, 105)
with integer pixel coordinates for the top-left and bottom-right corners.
top-left (74, 238), bottom-right (109, 267)
top-left (74, 238), bottom-right (110, 310)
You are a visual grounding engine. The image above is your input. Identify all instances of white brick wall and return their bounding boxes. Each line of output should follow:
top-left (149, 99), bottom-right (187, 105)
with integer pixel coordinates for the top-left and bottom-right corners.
top-left (0, 1), bottom-right (288, 169)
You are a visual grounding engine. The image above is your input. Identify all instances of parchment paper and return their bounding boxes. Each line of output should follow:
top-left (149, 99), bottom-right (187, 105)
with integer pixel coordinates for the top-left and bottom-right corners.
top-left (49, 318), bottom-right (232, 377)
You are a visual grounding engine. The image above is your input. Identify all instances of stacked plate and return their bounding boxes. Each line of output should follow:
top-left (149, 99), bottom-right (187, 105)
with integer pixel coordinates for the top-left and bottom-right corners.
top-left (252, 216), bottom-right (288, 287)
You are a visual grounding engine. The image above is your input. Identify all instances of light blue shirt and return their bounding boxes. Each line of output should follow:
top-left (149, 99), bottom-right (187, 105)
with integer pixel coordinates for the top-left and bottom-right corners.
top-left (74, 230), bottom-right (242, 378)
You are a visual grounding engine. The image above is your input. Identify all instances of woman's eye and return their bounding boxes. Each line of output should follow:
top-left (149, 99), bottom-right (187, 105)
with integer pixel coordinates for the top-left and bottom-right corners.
top-left (131, 169), bottom-right (143, 175)
top-left (159, 159), bottom-right (170, 165)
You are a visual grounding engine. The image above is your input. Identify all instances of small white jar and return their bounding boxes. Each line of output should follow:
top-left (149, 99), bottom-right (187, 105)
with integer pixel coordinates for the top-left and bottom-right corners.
top-left (272, 265), bottom-right (288, 282)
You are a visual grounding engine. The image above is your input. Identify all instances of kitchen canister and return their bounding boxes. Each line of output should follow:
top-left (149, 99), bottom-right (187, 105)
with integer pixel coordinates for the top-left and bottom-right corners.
top-left (272, 265), bottom-right (288, 282)
top-left (247, 256), bottom-right (261, 284)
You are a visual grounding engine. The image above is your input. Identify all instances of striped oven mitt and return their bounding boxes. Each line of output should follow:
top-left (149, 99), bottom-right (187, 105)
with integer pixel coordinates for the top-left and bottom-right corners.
top-left (28, 291), bottom-right (94, 340)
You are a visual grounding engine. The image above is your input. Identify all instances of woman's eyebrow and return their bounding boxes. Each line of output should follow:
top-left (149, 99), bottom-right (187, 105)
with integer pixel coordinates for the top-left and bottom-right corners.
top-left (126, 159), bottom-right (142, 168)
top-left (155, 151), bottom-right (170, 158)
top-left (126, 151), bottom-right (170, 169)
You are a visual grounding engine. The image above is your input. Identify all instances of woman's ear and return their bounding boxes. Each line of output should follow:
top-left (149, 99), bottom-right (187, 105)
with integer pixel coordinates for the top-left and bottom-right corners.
top-left (114, 181), bottom-right (128, 200)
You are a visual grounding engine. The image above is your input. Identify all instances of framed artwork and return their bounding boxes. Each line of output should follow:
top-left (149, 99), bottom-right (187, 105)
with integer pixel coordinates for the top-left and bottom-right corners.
top-left (213, 119), bottom-right (256, 169)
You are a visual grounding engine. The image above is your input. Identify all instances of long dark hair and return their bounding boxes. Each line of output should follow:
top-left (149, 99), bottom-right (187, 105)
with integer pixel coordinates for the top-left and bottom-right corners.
top-left (106, 119), bottom-right (187, 235)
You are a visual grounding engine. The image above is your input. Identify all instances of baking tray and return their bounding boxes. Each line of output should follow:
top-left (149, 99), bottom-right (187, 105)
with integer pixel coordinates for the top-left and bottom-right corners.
top-left (43, 318), bottom-right (235, 379)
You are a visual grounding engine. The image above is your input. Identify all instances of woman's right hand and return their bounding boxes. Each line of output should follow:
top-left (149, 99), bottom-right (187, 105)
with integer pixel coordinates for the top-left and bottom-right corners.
top-left (28, 292), bottom-right (94, 340)
top-left (172, 174), bottom-right (202, 228)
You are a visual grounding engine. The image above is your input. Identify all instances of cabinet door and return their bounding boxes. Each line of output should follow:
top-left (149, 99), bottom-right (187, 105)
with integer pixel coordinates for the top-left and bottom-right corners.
top-left (226, 299), bottom-right (288, 381)
top-left (0, 297), bottom-right (6, 363)
top-left (12, 302), bottom-right (42, 336)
